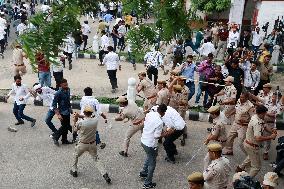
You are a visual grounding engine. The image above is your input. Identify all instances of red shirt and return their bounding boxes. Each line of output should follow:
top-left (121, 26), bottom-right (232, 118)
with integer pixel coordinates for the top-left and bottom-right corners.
top-left (36, 53), bottom-right (50, 72)
top-left (218, 29), bottom-right (229, 41)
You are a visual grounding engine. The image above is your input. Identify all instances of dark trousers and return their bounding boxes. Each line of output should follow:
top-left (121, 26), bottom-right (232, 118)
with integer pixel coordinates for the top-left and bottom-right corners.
top-left (0, 39), bottom-right (5, 54)
top-left (185, 81), bottom-right (195, 101)
top-left (54, 114), bottom-right (70, 142)
top-left (13, 102), bottom-right (34, 122)
top-left (274, 150), bottom-right (284, 174)
top-left (82, 35), bottom-right (88, 50)
top-left (53, 71), bottom-right (63, 90)
top-left (107, 69), bottom-right (118, 89)
top-left (163, 130), bottom-right (183, 161)
top-left (63, 51), bottom-right (72, 65)
top-left (147, 66), bottom-right (158, 86)
top-left (141, 143), bottom-right (158, 185)
top-left (45, 109), bottom-right (57, 133)
top-left (99, 50), bottom-right (108, 63)
top-left (112, 36), bottom-right (118, 52)
top-left (118, 36), bottom-right (125, 51)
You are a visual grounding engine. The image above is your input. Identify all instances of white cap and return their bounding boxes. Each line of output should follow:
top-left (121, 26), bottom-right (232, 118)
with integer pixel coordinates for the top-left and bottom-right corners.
top-left (232, 171), bottom-right (249, 183)
top-left (33, 84), bottom-right (42, 91)
top-left (263, 172), bottom-right (278, 187)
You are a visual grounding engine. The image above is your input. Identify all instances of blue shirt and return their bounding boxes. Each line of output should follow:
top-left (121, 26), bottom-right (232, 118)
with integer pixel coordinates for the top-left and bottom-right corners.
top-left (52, 88), bottom-right (71, 115)
top-left (181, 62), bottom-right (196, 82)
top-left (103, 14), bottom-right (113, 23)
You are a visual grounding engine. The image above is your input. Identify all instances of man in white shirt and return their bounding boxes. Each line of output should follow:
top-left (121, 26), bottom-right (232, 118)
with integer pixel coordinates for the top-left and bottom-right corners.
top-left (103, 46), bottom-right (121, 93)
top-left (40, 2), bottom-right (50, 13)
top-left (227, 26), bottom-right (239, 51)
top-left (117, 20), bottom-right (126, 51)
top-left (140, 104), bottom-right (165, 189)
top-left (99, 30), bottom-right (109, 65)
top-left (240, 61), bottom-right (260, 93)
top-left (32, 84), bottom-right (57, 136)
top-left (51, 55), bottom-right (64, 90)
top-left (0, 27), bottom-right (6, 55)
top-left (16, 20), bottom-right (27, 35)
top-left (6, 75), bottom-right (36, 127)
top-left (81, 21), bottom-right (91, 51)
top-left (144, 47), bottom-right (163, 85)
top-left (251, 27), bottom-right (263, 54)
top-left (63, 34), bottom-right (75, 70)
top-left (199, 36), bottom-right (215, 60)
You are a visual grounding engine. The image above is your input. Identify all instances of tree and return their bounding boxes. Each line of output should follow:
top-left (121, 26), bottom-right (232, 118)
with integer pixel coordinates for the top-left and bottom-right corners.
top-left (190, 0), bottom-right (231, 13)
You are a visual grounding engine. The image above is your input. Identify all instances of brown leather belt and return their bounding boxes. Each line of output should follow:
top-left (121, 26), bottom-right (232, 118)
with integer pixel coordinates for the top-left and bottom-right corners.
top-left (147, 95), bottom-right (156, 100)
top-left (14, 64), bottom-right (24, 66)
top-left (80, 140), bottom-right (96, 144)
top-left (245, 140), bottom-right (259, 148)
top-left (132, 118), bottom-right (144, 125)
top-left (237, 122), bottom-right (249, 126)
top-left (217, 139), bottom-right (227, 143)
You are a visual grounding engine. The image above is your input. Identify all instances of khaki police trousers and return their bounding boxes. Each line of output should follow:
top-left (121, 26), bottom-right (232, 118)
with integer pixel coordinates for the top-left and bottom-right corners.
top-left (14, 65), bottom-right (27, 76)
top-left (124, 123), bottom-right (144, 153)
top-left (223, 123), bottom-right (247, 155)
top-left (240, 142), bottom-right (261, 177)
top-left (72, 142), bottom-right (106, 175)
top-left (263, 123), bottom-right (274, 154)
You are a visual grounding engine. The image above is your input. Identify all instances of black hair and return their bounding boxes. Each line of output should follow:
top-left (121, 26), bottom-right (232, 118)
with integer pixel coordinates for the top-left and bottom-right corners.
top-left (84, 87), bottom-right (93, 96)
top-left (256, 105), bottom-right (268, 114)
top-left (107, 46), bottom-right (114, 51)
top-left (84, 20), bottom-right (88, 24)
top-left (207, 36), bottom-right (212, 42)
top-left (14, 75), bottom-right (21, 81)
top-left (60, 78), bottom-right (67, 84)
top-left (208, 53), bottom-right (214, 58)
top-left (157, 104), bottom-right (167, 113)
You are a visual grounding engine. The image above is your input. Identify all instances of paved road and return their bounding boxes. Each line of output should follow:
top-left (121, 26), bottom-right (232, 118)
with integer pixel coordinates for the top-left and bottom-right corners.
top-left (0, 103), bottom-right (283, 189)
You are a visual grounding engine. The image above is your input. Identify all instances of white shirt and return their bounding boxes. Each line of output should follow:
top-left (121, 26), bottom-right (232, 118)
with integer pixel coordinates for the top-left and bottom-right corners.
top-left (251, 31), bottom-right (263, 47)
top-left (0, 17), bottom-right (7, 29)
top-left (8, 83), bottom-right (30, 105)
top-left (100, 34), bottom-right (110, 51)
top-left (144, 51), bottom-right (163, 68)
top-left (118, 25), bottom-right (126, 37)
top-left (109, 2), bottom-right (115, 10)
top-left (41, 4), bottom-right (50, 13)
top-left (240, 63), bottom-right (260, 88)
top-left (17, 23), bottom-right (27, 35)
top-left (80, 96), bottom-right (102, 117)
top-left (162, 106), bottom-right (185, 130)
top-left (51, 58), bottom-right (64, 73)
top-left (199, 42), bottom-right (215, 56)
top-left (81, 23), bottom-right (91, 35)
top-left (63, 36), bottom-right (75, 54)
top-left (141, 112), bottom-right (163, 148)
top-left (36, 87), bottom-right (56, 109)
top-left (103, 51), bottom-right (120, 70)
top-left (0, 28), bottom-right (5, 40)
top-left (227, 31), bottom-right (239, 48)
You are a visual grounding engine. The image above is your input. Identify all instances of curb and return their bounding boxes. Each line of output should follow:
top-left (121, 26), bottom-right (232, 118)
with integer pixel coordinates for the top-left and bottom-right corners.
top-left (273, 66), bottom-right (284, 73)
top-left (0, 97), bottom-right (120, 114)
top-left (77, 53), bottom-right (127, 61)
top-left (188, 111), bottom-right (284, 130)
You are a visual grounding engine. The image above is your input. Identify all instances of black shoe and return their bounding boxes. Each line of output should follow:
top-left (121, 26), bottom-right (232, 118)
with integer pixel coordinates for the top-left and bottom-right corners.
top-left (174, 151), bottom-right (178, 155)
top-left (100, 142), bottom-right (106, 149)
top-left (119, 151), bottom-right (128, 157)
top-left (103, 173), bottom-right (111, 184)
top-left (165, 157), bottom-right (175, 164)
top-left (69, 64), bottom-right (72, 70)
top-left (143, 182), bottom-right (156, 189)
top-left (62, 140), bottom-right (73, 145)
top-left (139, 172), bottom-right (147, 179)
top-left (158, 138), bottom-right (162, 144)
top-left (180, 138), bottom-right (185, 146)
top-left (53, 138), bottom-right (59, 146)
top-left (183, 133), bottom-right (187, 139)
top-left (70, 170), bottom-right (78, 177)
top-left (31, 119), bottom-right (36, 127)
top-left (15, 121), bottom-right (24, 125)
top-left (207, 128), bottom-right (212, 132)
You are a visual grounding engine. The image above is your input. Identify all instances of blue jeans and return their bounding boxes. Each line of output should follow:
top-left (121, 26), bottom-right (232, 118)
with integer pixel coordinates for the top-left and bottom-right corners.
top-left (128, 51), bottom-right (135, 64)
top-left (185, 81), bottom-right (195, 101)
top-left (39, 71), bottom-right (51, 87)
top-left (195, 82), bottom-right (208, 104)
top-left (141, 143), bottom-right (158, 185)
top-left (45, 109), bottom-right (57, 133)
top-left (96, 131), bottom-right (101, 145)
top-left (112, 36), bottom-right (118, 52)
top-left (13, 102), bottom-right (34, 122)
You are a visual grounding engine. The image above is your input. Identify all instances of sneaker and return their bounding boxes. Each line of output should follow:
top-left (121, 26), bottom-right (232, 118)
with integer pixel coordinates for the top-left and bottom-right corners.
top-left (31, 119), bottom-right (36, 127)
top-left (180, 138), bottom-right (185, 146)
top-left (263, 153), bottom-right (269, 160)
top-left (133, 64), bottom-right (136, 70)
top-left (53, 138), bottom-right (59, 146)
top-left (69, 64), bottom-right (72, 70)
top-left (111, 89), bottom-right (116, 93)
top-left (143, 182), bottom-right (156, 189)
top-left (62, 140), bottom-right (73, 145)
top-left (270, 162), bottom-right (277, 168)
top-left (100, 142), bottom-right (106, 149)
top-left (165, 157), bottom-right (175, 164)
top-left (139, 172), bottom-right (147, 179)
top-left (15, 121), bottom-right (24, 125)
top-left (119, 151), bottom-right (128, 157)
top-left (70, 170), bottom-right (78, 177)
top-left (103, 173), bottom-right (111, 184)
top-left (8, 127), bottom-right (18, 132)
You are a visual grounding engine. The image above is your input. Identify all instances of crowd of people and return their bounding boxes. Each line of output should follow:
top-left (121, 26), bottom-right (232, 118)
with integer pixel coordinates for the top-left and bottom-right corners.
top-left (2, 1), bottom-right (284, 189)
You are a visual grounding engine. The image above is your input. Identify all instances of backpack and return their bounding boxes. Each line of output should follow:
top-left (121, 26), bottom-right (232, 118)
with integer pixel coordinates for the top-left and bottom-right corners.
top-left (233, 176), bottom-right (262, 189)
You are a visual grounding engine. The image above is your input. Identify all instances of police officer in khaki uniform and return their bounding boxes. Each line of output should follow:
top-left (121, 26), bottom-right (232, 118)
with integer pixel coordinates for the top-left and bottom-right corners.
top-left (223, 92), bottom-right (254, 155)
top-left (236, 105), bottom-right (277, 177)
top-left (251, 83), bottom-right (273, 106)
top-left (168, 84), bottom-right (183, 111)
top-left (204, 105), bottom-right (227, 147)
top-left (203, 143), bottom-right (231, 189)
top-left (115, 96), bottom-right (145, 157)
top-left (187, 172), bottom-right (205, 189)
top-left (214, 76), bottom-right (237, 125)
top-left (156, 80), bottom-right (169, 105)
top-left (136, 72), bottom-right (157, 111)
top-left (70, 106), bottom-right (111, 184)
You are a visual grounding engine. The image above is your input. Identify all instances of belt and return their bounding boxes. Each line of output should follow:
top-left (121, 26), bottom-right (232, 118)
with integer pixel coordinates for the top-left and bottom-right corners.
top-left (245, 140), bottom-right (259, 148)
top-left (236, 122), bottom-right (249, 126)
top-left (14, 64), bottom-right (24, 66)
top-left (80, 140), bottom-right (96, 144)
top-left (266, 121), bottom-right (275, 124)
top-left (217, 139), bottom-right (227, 143)
top-left (132, 118), bottom-right (144, 126)
top-left (147, 95), bottom-right (156, 100)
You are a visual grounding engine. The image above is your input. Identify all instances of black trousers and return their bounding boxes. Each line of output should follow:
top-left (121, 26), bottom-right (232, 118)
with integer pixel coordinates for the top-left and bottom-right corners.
top-left (63, 51), bottom-right (72, 65)
top-left (163, 130), bottom-right (183, 161)
top-left (107, 69), bottom-right (118, 89)
top-left (54, 114), bottom-right (71, 142)
top-left (274, 150), bottom-right (284, 174)
top-left (53, 71), bottom-right (63, 90)
top-left (147, 66), bottom-right (158, 86)
top-left (99, 50), bottom-right (108, 63)
top-left (0, 39), bottom-right (5, 54)
top-left (82, 35), bottom-right (88, 50)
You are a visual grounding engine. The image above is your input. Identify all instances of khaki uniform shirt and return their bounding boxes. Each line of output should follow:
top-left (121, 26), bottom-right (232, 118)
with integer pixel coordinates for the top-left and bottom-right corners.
top-left (234, 99), bottom-right (254, 126)
top-left (258, 63), bottom-right (273, 81)
top-left (257, 90), bottom-right (273, 105)
top-left (156, 88), bottom-right (169, 105)
top-left (211, 113), bottom-right (227, 142)
top-left (168, 92), bottom-right (181, 111)
top-left (179, 86), bottom-right (189, 111)
top-left (140, 78), bottom-right (156, 98)
top-left (223, 85), bottom-right (237, 101)
top-left (13, 48), bottom-right (24, 65)
top-left (245, 114), bottom-right (264, 146)
top-left (203, 157), bottom-right (231, 189)
top-left (120, 102), bottom-right (145, 124)
top-left (76, 117), bottom-right (98, 143)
